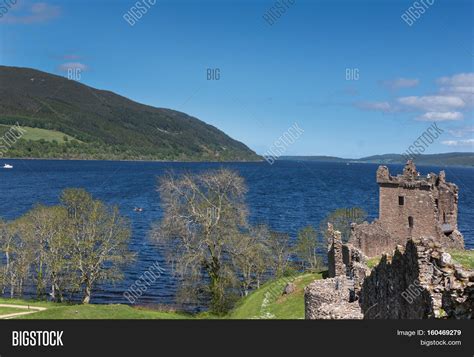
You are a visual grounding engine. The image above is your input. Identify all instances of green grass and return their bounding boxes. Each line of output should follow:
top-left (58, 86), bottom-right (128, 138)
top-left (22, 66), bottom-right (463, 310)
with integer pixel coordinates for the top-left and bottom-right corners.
top-left (0, 298), bottom-right (189, 320)
top-left (366, 257), bottom-right (381, 268)
top-left (228, 273), bottom-right (322, 319)
top-left (0, 273), bottom-right (322, 320)
top-left (449, 249), bottom-right (474, 270)
top-left (0, 306), bottom-right (27, 315)
top-left (0, 124), bottom-right (78, 143)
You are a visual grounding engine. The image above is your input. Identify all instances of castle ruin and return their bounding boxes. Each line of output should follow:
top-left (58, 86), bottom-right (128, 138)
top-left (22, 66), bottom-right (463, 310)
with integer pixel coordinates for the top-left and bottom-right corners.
top-left (304, 160), bottom-right (472, 319)
top-left (349, 160), bottom-right (464, 257)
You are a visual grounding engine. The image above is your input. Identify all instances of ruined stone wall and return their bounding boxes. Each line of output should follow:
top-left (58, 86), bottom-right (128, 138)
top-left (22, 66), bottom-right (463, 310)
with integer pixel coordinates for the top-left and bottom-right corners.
top-left (436, 171), bottom-right (459, 232)
top-left (348, 220), bottom-right (393, 258)
top-left (359, 237), bottom-right (473, 319)
top-left (305, 160), bottom-right (468, 319)
top-left (305, 276), bottom-right (363, 319)
top-left (305, 237), bottom-right (473, 319)
top-left (327, 223), bottom-right (346, 278)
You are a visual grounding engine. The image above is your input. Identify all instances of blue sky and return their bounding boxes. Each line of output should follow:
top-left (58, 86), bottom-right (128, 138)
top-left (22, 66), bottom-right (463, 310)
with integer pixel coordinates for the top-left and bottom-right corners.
top-left (1, 0), bottom-right (473, 157)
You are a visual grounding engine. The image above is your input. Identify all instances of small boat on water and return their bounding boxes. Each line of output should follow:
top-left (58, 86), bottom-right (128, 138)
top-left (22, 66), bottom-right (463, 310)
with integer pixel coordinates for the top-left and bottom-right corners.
top-left (133, 207), bottom-right (143, 212)
top-left (2, 164), bottom-right (13, 169)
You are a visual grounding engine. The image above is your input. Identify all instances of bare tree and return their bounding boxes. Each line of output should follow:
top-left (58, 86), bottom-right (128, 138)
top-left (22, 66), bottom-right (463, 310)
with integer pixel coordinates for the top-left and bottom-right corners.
top-left (3, 223), bottom-right (33, 298)
top-left (230, 225), bottom-right (272, 296)
top-left (266, 230), bottom-right (292, 277)
top-left (0, 219), bottom-right (13, 295)
top-left (155, 169), bottom-right (248, 313)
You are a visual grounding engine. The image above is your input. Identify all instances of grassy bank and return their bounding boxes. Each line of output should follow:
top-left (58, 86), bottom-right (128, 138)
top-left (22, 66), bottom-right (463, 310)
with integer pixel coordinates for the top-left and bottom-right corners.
top-left (450, 249), bottom-right (474, 270)
top-left (0, 298), bottom-right (189, 320)
top-left (0, 273), bottom-right (323, 320)
top-left (2, 251), bottom-right (470, 320)
top-left (228, 273), bottom-right (322, 319)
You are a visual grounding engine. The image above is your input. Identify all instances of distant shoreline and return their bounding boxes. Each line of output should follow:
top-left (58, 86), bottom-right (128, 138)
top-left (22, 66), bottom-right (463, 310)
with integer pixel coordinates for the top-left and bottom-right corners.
top-left (1, 156), bottom-right (473, 168)
top-left (0, 156), bottom-right (265, 164)
top-left (278, 153), bottom-right (474, 168)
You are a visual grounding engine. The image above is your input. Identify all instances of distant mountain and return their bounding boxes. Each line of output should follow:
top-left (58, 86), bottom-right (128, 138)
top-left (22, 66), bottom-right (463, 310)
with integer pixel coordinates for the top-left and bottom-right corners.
top-left (278, 155), bottom-right (349, 163)
top-left (280, 152), bottom-right (474, 167)
top-left (0, 66), bottom-right (260, 161)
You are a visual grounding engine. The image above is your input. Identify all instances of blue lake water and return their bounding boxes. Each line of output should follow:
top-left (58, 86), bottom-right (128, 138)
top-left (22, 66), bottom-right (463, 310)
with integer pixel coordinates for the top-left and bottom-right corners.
top-left (0, 159), bottom-right (472, 307)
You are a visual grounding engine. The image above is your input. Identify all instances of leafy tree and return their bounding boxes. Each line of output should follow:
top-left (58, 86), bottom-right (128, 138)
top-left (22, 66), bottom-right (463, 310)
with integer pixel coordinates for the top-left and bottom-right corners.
top-left (11, 205), bottom-right (79, 301)
top-left (61, 189), bottom-right (134, 303)
top-left (319, 207), bottom-right (367, 244)
top-left (294, 226), bottom-right (324, 272)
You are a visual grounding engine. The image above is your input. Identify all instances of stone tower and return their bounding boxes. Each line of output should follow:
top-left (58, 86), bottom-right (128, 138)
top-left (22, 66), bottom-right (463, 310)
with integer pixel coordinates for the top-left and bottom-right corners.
top-left (348, 160), bottom-right (464, 257)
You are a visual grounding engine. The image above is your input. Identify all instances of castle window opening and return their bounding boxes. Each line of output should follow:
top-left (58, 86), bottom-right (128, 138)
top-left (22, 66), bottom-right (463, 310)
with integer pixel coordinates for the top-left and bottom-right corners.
top-left (408, 216), bottom-right (414, 228)
top-left (398, 196), bottom-right (404, 206)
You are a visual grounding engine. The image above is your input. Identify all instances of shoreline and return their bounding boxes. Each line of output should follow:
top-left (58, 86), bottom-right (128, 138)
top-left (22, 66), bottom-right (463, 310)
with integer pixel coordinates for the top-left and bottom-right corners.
top-left (1, 156), bottom-right (473, 168)
top-left (0, 157), bottom-right (265, 164)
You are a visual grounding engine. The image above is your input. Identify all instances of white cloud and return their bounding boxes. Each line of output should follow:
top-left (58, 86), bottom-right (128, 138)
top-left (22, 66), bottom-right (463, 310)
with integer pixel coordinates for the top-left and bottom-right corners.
top-left (441, 139), bottom-right (474, 147)
top-left (355, 73), bottom-right (474, 122)
top-left (416, 111), bottom-right (464, 121)
top-left (437, 73), bottom-right (474, 87)
top-left (0, 2), bottom-right (61, 24)
top-left (355, 101), bottom-right (392, 112)
top-left (448, 126), bottom-right (474, 138)
top-left (437, 73), bottom-right (474, 106)
top-left (397, 95), bottom-right (465, 112)
top-left (381, 78), bottom-right (419, 90)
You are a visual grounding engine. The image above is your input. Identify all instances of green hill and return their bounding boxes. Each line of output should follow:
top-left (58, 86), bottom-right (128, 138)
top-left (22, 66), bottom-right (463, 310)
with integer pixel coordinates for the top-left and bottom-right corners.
top-left (280, 152), bottom-right (474, 167)
top-left (228, 272), bottom-right (322, 319)
top-left (0, 66), bottom-right (260, 161)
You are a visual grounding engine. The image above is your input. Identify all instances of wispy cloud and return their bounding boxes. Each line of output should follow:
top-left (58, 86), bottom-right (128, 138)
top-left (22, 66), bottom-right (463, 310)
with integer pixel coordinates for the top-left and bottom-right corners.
top-left (397, 95), bottom-right (465, 112)
top-left (441, 139), bottom-right (474, 147)
top-left (380, 78), bottom-right (419, 90)
top-left (437, 72), bottom-right (474, 106)
top-left (416, 111), bottom-right (464, 121)
top-left (356, 72), bottom-right (474, 122)
top-left (448, 126), bottom-right (474, 138)
top-left (355, 101), bottom-right (392, 112)
top-left (0, 2), bottom-right (60, 25)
